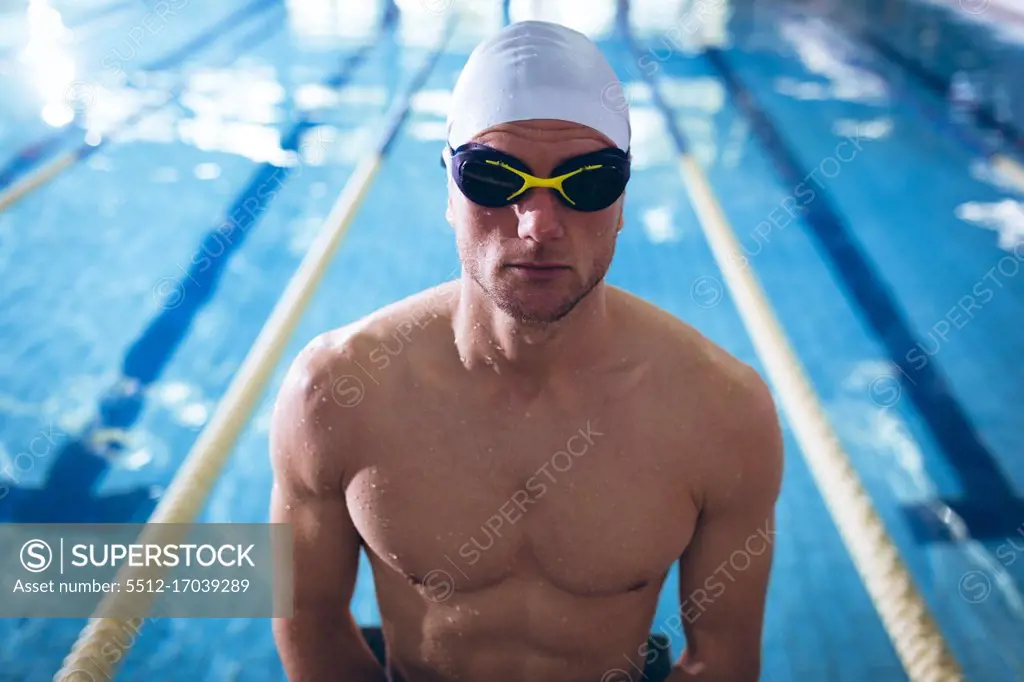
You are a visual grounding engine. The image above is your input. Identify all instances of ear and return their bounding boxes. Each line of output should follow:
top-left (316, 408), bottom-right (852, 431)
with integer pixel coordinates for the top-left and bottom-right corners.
top-left (446, 194), bottom-right (455, 227)
top-left (616, 203), bottom-right (624, 232)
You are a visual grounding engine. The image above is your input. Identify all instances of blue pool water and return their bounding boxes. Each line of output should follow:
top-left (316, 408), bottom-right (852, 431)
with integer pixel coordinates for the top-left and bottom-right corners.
top-left (1, 0), bottom-right (1022, 680)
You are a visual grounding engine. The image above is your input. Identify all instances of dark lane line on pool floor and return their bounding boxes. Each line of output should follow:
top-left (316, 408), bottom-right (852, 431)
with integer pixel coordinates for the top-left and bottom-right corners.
top-left (701, 43), bottom-right (1024, 545)
top-left (0, 7), bottom-right (401, 525)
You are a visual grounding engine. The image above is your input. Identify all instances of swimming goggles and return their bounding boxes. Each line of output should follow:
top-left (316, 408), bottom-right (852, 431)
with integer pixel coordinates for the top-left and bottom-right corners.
top-left (442, 142), bottom-right (631, 212)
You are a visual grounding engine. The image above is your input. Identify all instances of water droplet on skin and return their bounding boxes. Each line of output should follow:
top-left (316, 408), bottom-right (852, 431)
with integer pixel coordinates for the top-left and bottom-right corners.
top-left (388, 553), bottom-right (398, 561)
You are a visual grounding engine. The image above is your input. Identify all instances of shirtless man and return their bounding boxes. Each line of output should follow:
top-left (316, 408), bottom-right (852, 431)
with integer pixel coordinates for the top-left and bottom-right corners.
top-left (270, 20), bottom-right (783, 682)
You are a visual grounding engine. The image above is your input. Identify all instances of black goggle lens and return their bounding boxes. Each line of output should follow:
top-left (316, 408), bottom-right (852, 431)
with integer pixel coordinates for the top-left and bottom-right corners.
top-left (459, 159), bottom-right (525, 208)
top-left (559, 164), bottom-right (628, 212)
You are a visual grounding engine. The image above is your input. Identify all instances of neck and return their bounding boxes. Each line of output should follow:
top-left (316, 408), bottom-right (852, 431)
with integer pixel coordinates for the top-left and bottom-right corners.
top-left (451, 276), bottom-right (615, 385)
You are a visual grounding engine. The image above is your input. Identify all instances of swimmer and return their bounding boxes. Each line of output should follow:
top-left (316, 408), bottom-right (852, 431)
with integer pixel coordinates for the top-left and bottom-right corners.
top-left (270, 20), bottom-right (783, 682)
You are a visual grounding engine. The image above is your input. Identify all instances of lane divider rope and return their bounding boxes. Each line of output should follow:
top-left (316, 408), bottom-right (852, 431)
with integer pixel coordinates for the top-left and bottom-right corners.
top-left (51, 14), bottom-right (457, 681)
top-left (618, 7), bottom-right (964, 679)
top-left (678, 154), bottom-right (963, 681)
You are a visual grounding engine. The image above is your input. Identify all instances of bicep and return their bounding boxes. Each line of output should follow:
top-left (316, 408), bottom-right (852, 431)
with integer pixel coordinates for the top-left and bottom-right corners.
top-left (270, 473), bottom-right (362, 614)
top-left (678, 499), bottom-right (777, 658)
top-left (268, 346), bottom-right (363, 617)
top-left (678, 377), bottom-right (783, 679)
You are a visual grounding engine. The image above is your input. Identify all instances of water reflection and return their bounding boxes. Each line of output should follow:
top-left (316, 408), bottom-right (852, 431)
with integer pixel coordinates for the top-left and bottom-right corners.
top-left (294, 83), bottom-right (388, 112)
top-left (180, 66), bottom-right (285, 126)
top-left (640, 205), bottom-right (680, 243)
top-left (833, 117), bottom-right (892, 140)
top-left (177, 115), bottom-right (286, 164)
top-left (919, 0), bottom-right (1024, 46)
top-left (284, 0), bottom-right (384, 42)
top-left (12, 0), bottom-right (736, 165)
top-left (392, 0), bottom-right (478, 49)
top-left (508, 0), bottom-right (616, 39)
top-left (407, 88), bottom-right (451, 142)
top-left (628, 0), bottom-right (732, 50)
top-left (955, 199), bottom-right (1024, 252)
top-left (18, 0), bottom-right (77, 127)
top-left (270, 0), bottom-right (654, 45)
top-left (775, 17), bottom-right (888, 105)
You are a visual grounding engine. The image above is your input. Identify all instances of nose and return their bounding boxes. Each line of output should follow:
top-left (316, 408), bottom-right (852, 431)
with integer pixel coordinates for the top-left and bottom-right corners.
top-left (514, 189), bottom-right (566, 243)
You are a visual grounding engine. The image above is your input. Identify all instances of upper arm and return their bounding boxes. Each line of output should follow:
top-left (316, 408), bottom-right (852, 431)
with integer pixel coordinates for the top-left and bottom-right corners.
top-left (677, 371), bottom-right (783, 680)
top-left (269, 336), bottom-right (364, 620)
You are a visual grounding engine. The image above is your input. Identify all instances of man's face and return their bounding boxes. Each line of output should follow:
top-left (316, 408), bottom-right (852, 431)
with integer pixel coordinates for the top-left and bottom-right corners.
top-left (446, 120), bottom-right (625, 325)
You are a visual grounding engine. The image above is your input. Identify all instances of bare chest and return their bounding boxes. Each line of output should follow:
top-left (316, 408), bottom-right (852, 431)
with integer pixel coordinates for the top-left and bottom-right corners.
top-left (347, 406), bottom-right (700, 598)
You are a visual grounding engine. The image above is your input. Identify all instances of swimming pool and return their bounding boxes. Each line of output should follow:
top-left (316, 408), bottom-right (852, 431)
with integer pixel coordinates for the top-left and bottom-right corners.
top-left (1, 0), bottom-right (1022, 680)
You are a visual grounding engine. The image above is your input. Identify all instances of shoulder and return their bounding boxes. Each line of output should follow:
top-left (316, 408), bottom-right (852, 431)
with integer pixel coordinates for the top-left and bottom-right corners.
top-left (614, 286), bottom-right (774, 411)
top-left (611, 287), bottom-right (757, 390)
top-left (266, 323), bottom-right (367, 491)
top-left (280, 280), bottom-right (457, 397)
top-left (611, 287), bottom-right (783, 499)
top-left (269, 281), bottom-right (458, 482)
top-left (684, 337), bottom-right (783, 511)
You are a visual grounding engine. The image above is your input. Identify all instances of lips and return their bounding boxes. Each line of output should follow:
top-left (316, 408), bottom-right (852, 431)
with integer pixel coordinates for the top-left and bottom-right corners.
top-left (505, 263), bottom-right (570, 281)
top-left (508, 263), bottom-right (570, 269)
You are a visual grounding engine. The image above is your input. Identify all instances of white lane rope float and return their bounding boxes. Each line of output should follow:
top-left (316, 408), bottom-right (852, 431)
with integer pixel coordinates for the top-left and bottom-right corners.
top-left (51, 15), bottom-right (457, 681)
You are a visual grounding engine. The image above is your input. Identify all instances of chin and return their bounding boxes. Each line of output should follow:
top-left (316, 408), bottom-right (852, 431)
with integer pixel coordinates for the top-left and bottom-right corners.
top-left (503, 301), bottom-right (577, 324)
top-left (468, 259), bottom-right (607, 324)
top-left (492, 282), bottom-right (591, 324)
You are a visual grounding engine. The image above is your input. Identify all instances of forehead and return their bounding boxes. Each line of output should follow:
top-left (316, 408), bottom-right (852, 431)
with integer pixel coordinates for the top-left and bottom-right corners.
top-left (471, 119), bottom-right (615, 172)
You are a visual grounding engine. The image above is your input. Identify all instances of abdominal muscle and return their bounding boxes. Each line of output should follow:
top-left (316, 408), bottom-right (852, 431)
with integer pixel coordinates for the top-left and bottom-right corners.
top-left (375, 568), bottom-right (663, 682)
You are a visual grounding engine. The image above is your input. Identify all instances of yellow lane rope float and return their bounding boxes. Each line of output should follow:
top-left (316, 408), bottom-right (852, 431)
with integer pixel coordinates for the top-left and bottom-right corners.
top-left (51, 15), bottom-right (456, 680)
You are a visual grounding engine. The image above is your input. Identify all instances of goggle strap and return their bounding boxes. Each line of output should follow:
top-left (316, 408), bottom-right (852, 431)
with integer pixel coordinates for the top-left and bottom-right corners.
top-left (486, 160), bottom-right (600, 205)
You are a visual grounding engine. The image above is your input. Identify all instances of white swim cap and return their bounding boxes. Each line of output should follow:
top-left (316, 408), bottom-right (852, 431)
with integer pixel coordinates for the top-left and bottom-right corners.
top-left (446, 20), bottom-right (631, 152)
